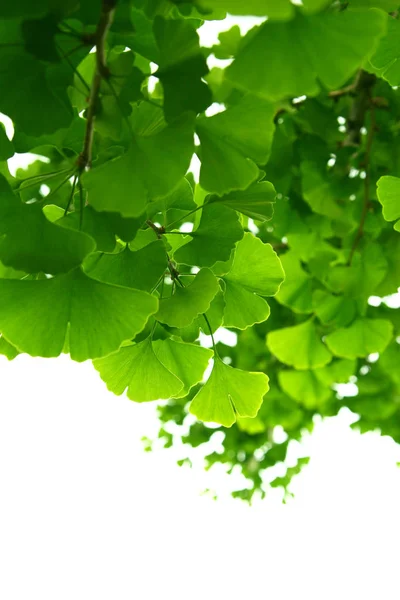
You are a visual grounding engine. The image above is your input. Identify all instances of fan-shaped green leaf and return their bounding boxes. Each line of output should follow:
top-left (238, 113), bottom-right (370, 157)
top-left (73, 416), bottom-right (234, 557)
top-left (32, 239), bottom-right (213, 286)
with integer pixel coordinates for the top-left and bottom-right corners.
top-left (82, 103), bottom-right (194, 217)
top-left (154, 338), bottom-right (213, 398)
top-left (196, 96), bottom-right (275, 194)
top-left (189, 357), bottom-right (270, 427)
top-left (278, 369), bottom-right (332, 409)
top-left (0, 175), bottom-right (95, 274)
top-left (153, 16), bottom-right (212, 120)
top-left (84, 242), bottom-right (167, 292)
top-left (174, 204), bottom-right (243, 267)
top-left (325, 318), bottom-right (393, 359)
top-left (267, 319), bottom-right (332, 370)
top-left (226, 9), bottom-right (386, 101)
top-left (221, 233), bottom-right (285, 329)
top-left (156, 268), bottom-right (219, 328)
top-left (0, 269), bottom-right (158, 361)
top-left (93, 337), bottom-right (183, 402)
top-left (276, 252), bottom-right (314, 314)
top-left (207, 181), bottom-right (276, 222)
top-left (377, 175), bottom-right (400, 230)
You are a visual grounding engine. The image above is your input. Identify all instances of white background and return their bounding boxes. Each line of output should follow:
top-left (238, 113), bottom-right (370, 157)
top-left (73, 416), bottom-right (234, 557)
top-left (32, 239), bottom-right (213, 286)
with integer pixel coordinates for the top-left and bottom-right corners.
top-left (1, 354), bottom-right (400, 599)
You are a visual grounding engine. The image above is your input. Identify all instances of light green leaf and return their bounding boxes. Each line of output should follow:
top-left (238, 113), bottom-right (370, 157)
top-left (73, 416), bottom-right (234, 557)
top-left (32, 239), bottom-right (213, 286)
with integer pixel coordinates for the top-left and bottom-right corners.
top-left (174, 204), bottom-right (243, 267)
top-left (377, 175), bottom-right (400, 230)
top-left (156, 268), bottom-right (219, 328)
top-left (0, 335), bottom-right (20, 360)
top-left (278, 369), bottom-right (332, 409)
top-left (0, 174), bottom-right (95, 274)
top-left (196, 96), bottom-right (275, 194)
top-left (84, 241), bottom-right (167, 292)
top-left (221, 233), bottom-right (285, 329)
top-left (207, 181), bottom-right (276, 222)
top-left (153, 338), bottom-right (213, 398)
top-left (153, 16), bottom-right (212, 120)
top-left (267, 319), bottom-right (332, 370)
top-left (83, 103), bottom-right (194, 217)
top-left (93, 337), bottom-right (183, 402)
top-left (189, 357), bottom-right (269, 427)
top-left (369, 17), bottom-right (400, 87)
top-left (276, 252), bottom-right (314, 314)
top-left (313, 289), bottom-right (356, 327)
top-left (0, 269), bottom-right (158, 361)
top-left (226, 9), bottom-right (386, 101)
top-left (325, 318), bottom-right (393, 359)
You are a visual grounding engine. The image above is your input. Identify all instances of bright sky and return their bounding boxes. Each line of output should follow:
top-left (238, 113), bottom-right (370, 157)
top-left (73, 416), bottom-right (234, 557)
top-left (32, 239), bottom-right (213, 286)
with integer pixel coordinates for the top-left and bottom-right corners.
top-left (1, 354), bottom-right (400, 600)
top-left (1, 12), bottom-right (400, 600)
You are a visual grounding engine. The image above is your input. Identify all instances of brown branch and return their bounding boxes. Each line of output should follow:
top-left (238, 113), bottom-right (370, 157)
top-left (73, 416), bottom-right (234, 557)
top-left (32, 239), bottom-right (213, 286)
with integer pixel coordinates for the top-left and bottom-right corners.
top-left (347, 102), bottom-right (376, 266)
top-left (77, 0), bottom-right (118, 172)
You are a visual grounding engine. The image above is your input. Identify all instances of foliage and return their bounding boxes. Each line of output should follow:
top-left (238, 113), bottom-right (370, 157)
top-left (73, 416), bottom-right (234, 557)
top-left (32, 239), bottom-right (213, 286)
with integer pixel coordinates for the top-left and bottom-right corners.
top-left (1, 0), bottom-right (400, 501)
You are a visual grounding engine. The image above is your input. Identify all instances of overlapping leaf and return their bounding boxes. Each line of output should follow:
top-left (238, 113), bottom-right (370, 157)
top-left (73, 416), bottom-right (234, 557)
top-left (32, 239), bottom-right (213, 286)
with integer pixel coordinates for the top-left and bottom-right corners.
top-left (0, 269), bottom-right (158, 361)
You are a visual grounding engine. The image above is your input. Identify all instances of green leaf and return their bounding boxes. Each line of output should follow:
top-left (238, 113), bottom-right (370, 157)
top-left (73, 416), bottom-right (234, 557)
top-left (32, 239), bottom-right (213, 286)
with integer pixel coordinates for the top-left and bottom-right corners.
top-left (156, 268), bottom-right (219, 328)
top-left (196, 96), bottom-right (275, 194)
top-left (0, 335), bottom-right (20, 360)
top-left (369, 17), bottom-right (400, 87)
top-left (312, 289), bottom-right (356, 327)
top-left (226, 9), bottom-right (386, 101)
top-left (207, 181), bottom-right (276, 222)
top-left (84, 242), bottom-right (167, 292)
top-left (153, 16), bottom-right (212, 120)
top-left (93, 337), bottom-right (183, 402)
top-left (189, 357), bottom-right (270, 427)
top-left (221, 233), bottom-right (285, 329)
top-left (276, 252), bottom-right (314, 314)
top-left (267, 319), bottom-right (332, 370)
top-left (377, 175), bottom-right (400, 229)
top-left (0, 174), bottom-right (95, 274)
top-left (174, 204), bottom-right (244, 267)
top-left (278, 369), bottom-right (332, 409)
top-left (153, 338), bottom-right (213, 398)
top-left (59, 206), bottom-right (117, 253)
top-left (325, 318), bottom-right (393, 359)
top-left (82, 103), bottom-right (194, 217)
top-left (0, 269), bottom-right (158, 361)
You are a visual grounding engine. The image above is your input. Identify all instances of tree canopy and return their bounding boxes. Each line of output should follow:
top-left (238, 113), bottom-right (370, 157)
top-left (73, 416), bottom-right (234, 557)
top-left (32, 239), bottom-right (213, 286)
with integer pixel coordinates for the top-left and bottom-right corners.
top-left (1, 0), bottom-right (400, 501)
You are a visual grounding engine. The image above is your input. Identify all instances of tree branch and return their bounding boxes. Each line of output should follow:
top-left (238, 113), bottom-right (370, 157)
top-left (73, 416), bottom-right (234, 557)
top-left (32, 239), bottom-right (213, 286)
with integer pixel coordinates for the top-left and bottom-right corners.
top-left (77, 0), bottom-right (118, 172)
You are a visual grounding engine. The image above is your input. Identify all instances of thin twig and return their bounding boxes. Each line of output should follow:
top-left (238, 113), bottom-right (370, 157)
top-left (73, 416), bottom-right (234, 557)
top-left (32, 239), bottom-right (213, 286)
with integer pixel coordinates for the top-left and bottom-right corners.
top-left (77, 0), bottom-right (118, 171)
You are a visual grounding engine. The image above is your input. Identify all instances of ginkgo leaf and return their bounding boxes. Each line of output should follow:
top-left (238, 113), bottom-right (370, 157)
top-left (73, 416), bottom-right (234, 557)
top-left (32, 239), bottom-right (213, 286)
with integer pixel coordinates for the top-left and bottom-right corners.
top-left (0, 269), bottom-right (158, 361)
top-left (196, 95), bottom-right (275, 194)
top-left (82, 103), bottom-right (194, 217)
top-left (0, 174), bottom-right (95, 274)
top-left (156, 268), bottom-right (219, 328)
top-left (189, 357), bottom-right (270, 427)
top-left (369, 17), bottom-right (400, 87)
top-left (153, 338), bottom-right (213, 398)
top-left (174, 204), bottom-right (244, 267)
top-left (312, 289), bottom-right (356, 327)
top-left (60, 206), bottom-right (118, 253)
top-left (278, 369), bottom-right (332, 409)
top-left (226, 9), bottom-right (386, 101)
top-left (221, 233), bottom-right (284, 329)
top-left (153, 16), bottom-right (212, 120)
top-left (267, 319), bottom-right (332, 370)
top-left (276, 252), bottom-right (314, 314)
top-left (325, 318), bottom-right (393, 359)
top-left (84, 241), bottom-right (167, 292)
top-left (0, 335), bottom-right (20, 360)
top-left (206, 180), bottom-right (276, 222)
top-left (377, 175), bottom-right (400, 230)
top-left (93, 337), bottom-right (183, 402)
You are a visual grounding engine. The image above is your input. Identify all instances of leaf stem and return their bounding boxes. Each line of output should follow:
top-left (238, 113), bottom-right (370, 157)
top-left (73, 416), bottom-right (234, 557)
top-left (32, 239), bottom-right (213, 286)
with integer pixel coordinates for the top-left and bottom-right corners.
top-left (77, 0), bottom-right (117, 172)
top-left (166, 204), bottom-right (204, 231)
